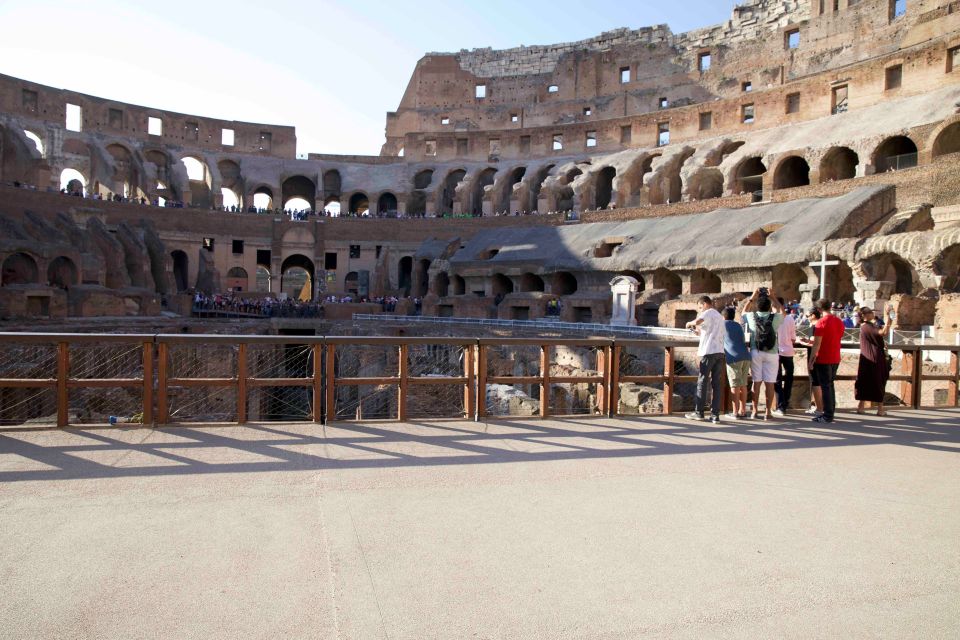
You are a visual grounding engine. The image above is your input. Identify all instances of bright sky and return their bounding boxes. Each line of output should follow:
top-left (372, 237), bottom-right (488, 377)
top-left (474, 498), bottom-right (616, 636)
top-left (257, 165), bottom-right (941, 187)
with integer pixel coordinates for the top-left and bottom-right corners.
top-left (0, 1), bottom-right (733, 157)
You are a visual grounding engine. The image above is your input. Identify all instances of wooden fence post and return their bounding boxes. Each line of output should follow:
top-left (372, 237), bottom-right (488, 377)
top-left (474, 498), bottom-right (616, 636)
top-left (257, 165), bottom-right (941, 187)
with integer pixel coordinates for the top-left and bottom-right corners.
top-left (312, 344), bottom-right (324, 423)
top-left (142, 341), bottom-right (154, 426)
top-left (398, 344), bottom-right (409, 422)
top-left (540, 345), bottom-right (550, 419)
top-left (56, 342), bottom-right (69, 427)
top-left (236, 343), bottom-right (247, 424)
top-left (663, 346), bottom-right (675, 416)
top-left (157, 342), bottom-right (169, 425)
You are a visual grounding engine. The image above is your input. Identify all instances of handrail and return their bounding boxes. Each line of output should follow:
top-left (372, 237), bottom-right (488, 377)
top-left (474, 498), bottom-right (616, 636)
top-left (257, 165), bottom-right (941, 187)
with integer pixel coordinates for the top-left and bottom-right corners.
top-left (0, 333), bottom-right (955, 427)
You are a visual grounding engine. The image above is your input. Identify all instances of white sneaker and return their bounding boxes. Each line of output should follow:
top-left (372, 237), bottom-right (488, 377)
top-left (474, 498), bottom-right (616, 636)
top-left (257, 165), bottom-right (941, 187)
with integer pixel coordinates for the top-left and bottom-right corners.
top-left (771, 409), bottom-right (785, 418)
top-left (726, 412), bottom-right (740, 420)
top-left (805, 406), bottom-right (819, 415)
top-left (685, 412), bottom-right (706, 422)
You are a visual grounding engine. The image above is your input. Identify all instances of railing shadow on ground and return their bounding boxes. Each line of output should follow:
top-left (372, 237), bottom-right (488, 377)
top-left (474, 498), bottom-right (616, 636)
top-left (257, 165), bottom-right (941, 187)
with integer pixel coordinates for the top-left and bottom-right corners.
top-left (0, 409), bottom-right (957, 483)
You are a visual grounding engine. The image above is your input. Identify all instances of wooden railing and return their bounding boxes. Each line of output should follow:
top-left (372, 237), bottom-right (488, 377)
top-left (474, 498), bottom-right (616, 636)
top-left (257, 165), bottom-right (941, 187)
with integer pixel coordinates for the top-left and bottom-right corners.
top-left (0, 333), bottom-right (956, 427)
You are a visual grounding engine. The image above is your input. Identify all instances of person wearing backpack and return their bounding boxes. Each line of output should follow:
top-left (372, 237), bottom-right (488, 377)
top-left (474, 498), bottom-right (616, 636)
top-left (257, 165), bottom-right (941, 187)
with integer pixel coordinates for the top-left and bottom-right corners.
top-left (741, 287), bottom-right (784, 420)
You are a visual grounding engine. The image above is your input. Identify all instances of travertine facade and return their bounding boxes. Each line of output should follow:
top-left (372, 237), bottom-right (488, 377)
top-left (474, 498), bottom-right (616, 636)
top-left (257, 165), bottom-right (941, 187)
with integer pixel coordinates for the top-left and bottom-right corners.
top-left (0, 0), bottom-right (958, 330)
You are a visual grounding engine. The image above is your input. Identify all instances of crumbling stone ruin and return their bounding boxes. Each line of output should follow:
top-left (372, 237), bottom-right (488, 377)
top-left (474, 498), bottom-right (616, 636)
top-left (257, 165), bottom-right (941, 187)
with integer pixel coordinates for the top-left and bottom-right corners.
top-left (0, 0), bottom-right (958, 331)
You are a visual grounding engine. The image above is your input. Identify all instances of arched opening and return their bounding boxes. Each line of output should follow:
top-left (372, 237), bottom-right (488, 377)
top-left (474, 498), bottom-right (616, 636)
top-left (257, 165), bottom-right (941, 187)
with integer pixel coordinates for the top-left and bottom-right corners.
top-left (470, 168), bottom-right (497, 216)
top-left (492, 273), bottom-right (514, 296)
top-left (281, 175), bottom-right (316, 211)
top-left (181, 156), bottom-right (211, 207)
top-left (256, 265), bottom-right (272, 292)
top-left (933, 122), bottom-right (960, 158)
top-left (440, 169), bottom-right (466, 214)
top-left (434, 272), bottom-right (450, 297)
top-left (221, 188), bottom-right (241, 210)
top-left (323, 196), bottom-right (341, 216)
top-left (280, 254), bottom-right (315, 301)
top-left (686, 168), bottom-right (724, 200)
top-left (24, 130), bottom-right (44, 157)
top-left (652, 268), bottom-right (682, 298)
top-left (47, 256), bottom-right (77, 288)
top-left (225, 266), bottom-right (249, 291)
top-left (284, 197), bottom-right (312, 212)
top-left (773, 156), bottom-right (810, 189)
top-left (886, 256), bottom-right (917, 295)
top-left (323, 170), bottom-right (342, 201)
top-left (181, 156), bottom-right (207, 182)
top-left (557, 167), bottom-right (583, 212)
top-left (349, 192), bottom-right (369, 216)
top-left (171, 250), bottom-right (189, 292)
top-left (407, 191), bottom-right (427, 217)
top-left (819, 147), bottom-right (859, 182)
top-left (519, 272), bottom-right (545, 292)
top-left (648, 149), bottom-right (694, 205)
top-left (732, 156), bottom-right (766, 199)
top-left (451, 275), bottom-right (466, 296)
top-left (689, 268), bottom-right (721, 294)
top-left (377, 192), bottom-right (398, 216)
top-left (706, 140), bottom-right (745, 167)
top-left (398, 256), bottom-right (413, 296)
top-left (619, 270), bottom-right (646, 291)
top-left (500, 166), bottom-right (526, 212)
top-left (253, 186), bottom-right (273, 211)
top-left (935, 244), bottom-right (960, 292)
top-left (60, 168), bottom-right (86, 195)
top-left (873, 136), bottom-right (918, 172)
top-left (771, 263), bottom-right (806, 301)
top-left (415, 259), bottom-right (431, 297)
top-left (741, 224), bottom-right (785, 246)
top-left (530, 164), bottom-right (555, 213)
top-left (551, 271), bottom-right (578, 296)
top-left (414, 169), bottom-right (434, 190)
top-left (595, 166), bottom-right (616, 209)
top-left (1, 252), bottom-right (39, 286)
top-left (344, 271), bottom-right (360, 295)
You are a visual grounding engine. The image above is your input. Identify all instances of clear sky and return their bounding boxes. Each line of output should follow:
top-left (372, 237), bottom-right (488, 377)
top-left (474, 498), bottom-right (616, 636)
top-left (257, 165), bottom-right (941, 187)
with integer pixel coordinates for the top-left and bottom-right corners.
top-left (0, 1), bottom-right (734, 157)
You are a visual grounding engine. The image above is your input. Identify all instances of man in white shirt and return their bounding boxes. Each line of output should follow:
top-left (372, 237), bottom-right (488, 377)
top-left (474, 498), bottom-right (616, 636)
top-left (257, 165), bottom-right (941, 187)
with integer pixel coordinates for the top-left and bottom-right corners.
top-left (773, 297), bottom-right (797, 417)
top-left (684, 296), bottom-right (726, 423)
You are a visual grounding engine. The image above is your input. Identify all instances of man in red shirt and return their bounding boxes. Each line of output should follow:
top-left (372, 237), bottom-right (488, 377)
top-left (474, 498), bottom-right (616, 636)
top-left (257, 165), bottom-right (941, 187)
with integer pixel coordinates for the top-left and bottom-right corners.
top-left (807, 298), bottom-right (844, 423)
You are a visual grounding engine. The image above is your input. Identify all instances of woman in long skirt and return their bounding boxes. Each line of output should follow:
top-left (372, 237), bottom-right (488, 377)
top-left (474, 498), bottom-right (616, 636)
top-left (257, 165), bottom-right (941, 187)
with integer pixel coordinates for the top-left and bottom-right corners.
top-left (856, 306), bottom-right (893, 416)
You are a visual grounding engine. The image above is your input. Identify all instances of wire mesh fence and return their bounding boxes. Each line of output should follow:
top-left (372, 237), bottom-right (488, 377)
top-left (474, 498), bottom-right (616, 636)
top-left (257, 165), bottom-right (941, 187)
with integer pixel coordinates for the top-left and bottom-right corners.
top-left (246, 344), bottom-right (314, 422)
top-left (166, 343), bottom-right (238, 423)
top-left (0, 343), bottom-right (59, 425)
top-left (333, 343), bottom-right (399, 420)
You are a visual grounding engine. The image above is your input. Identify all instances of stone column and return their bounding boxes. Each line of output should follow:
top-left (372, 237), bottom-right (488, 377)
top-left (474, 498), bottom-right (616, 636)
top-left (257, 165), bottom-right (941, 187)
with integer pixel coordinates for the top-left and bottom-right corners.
top-left (855, 280), bottom-right (893, 312)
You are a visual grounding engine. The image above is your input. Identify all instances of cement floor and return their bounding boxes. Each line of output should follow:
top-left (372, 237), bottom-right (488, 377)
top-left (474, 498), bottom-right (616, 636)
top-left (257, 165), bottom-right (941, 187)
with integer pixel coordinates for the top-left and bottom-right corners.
top-left (1, 409), bottom-right (958, 639)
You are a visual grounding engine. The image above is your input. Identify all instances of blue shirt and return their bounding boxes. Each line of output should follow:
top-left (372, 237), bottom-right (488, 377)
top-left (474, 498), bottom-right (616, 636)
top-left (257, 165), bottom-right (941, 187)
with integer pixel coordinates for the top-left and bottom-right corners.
top-left (724, 320), bottom-right (750, 363)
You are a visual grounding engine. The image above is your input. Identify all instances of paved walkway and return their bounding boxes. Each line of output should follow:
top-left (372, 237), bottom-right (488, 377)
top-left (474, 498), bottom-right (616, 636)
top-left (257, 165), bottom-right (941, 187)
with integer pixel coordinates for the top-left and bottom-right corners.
top-left (1, 410), bottom-right (958, 639)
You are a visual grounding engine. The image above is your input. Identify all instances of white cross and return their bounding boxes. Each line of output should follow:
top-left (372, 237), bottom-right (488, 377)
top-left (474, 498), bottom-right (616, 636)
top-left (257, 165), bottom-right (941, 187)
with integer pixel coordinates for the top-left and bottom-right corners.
top-left (808, 244), bottom-right (840, 301)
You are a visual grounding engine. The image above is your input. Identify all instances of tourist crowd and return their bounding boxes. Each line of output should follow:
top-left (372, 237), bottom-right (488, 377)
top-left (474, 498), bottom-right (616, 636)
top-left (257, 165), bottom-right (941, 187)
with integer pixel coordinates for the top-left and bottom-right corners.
top-left (191, 293), bottom-right (418, 317)
top-left (685, 288), bottom-right (893, 425)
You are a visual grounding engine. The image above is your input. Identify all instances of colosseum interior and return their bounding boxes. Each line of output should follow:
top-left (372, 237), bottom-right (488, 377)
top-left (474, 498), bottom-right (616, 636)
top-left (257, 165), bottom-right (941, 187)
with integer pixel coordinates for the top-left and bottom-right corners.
top-left (0, 0), bottom-right (958, 338)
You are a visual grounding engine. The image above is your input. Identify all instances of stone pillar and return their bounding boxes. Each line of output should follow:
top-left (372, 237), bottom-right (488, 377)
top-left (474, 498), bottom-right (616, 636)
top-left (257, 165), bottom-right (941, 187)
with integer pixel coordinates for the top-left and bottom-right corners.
top-left (610, 276), bottom-right (640, 326)
top-left (855, 280), bottom-right (893, 312)
top-left (799, 283), bottom-right (820, 311)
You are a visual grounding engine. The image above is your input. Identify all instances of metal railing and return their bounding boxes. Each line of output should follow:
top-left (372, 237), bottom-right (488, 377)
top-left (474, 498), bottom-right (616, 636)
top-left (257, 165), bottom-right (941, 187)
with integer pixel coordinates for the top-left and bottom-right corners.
top-left (0, 333), bottom-right (956, 427)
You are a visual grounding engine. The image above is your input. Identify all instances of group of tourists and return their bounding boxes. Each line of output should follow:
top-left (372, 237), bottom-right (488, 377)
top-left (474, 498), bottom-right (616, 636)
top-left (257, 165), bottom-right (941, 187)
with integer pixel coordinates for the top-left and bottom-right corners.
top-left (192, 293), bottom-right (324, 318)
top-left (685, 288), bottom-right (894, 424)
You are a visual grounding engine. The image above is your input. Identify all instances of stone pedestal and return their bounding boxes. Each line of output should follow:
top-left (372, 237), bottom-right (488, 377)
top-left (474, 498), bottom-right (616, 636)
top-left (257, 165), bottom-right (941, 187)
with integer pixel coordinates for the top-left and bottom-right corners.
top-left (610, 276), bottom-right (640, 326)
top-left (855, 280), bottom-right (893, 312)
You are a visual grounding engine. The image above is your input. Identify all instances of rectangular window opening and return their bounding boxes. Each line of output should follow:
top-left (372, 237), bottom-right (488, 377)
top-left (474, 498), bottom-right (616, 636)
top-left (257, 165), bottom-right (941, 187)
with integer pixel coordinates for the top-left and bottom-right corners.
top-left (185, 121), bottom-right (199, 141)
top-left (519, 135), bottom-right (531, 154)
top-left (548, 85), bottom-right (559, 93)
top-left (831, 84), bottom-right (848, 114)
top-left (489, 138), bottom-right (500, 160)
top-left (456, 138), bottom-right (468, 156)
top-left (510, 113), bottom-right (519, 122)
top-left (698, 52), bottom-right (711, 72)
top-left (65, 103), bottom-right (82, 132)
top-left (324, 252), bottom-right (338, 270)
top-left (657, 123), bottom-right (670, 147)
top-left (425, 139), bottom-right (437, 156)
top-left (475, 84), bottom-right (487, 99)
top-left (949, 47), bottom-right (960, 73)
top-left (786, 29), bottom-right (800, 50)
top-left (232, 240), bottom-right (244, 254)
top-left (786, 92), bottom-right (801, 114)
top-left (349, 245), bottom-right (361, 259)
top-left (885, 64), bottom-right (903, 90)
top-left (583, 107), bottom-right (592, 116)
top-left (552, 134), bottom-right (564, 151)
top-left (742, 104), bottom-right (755, 124)
top-left (108, 108), bottom-right (124, 129)
top-left (699, 112), bottom-right (713, 131)
top-left (22, 89), bottom-right (38, 113)
top-left (222, 128), bottom-right (235, 146)
top-left (148, 116), bottom-right (162, 136)
top-left (203, 238), bottom-right (215, 252)
top-left (892, 0), bottom-right (906, 20)
top-left (441, 116), bottom-right (450, 125)
top-left (659, 97), bottom-right (669, 109)
top-left (620, 66), bottom-right (631, 84)
top-left (742, 81), bottom-right (753, 92)
top-left (620, 125), bottom-right (632, 144)
top-left (586, 131), bottom-right (597, 148)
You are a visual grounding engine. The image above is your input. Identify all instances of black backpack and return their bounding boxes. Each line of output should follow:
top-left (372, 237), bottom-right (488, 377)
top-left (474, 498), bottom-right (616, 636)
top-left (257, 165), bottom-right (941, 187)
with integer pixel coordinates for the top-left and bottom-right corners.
top-left (755, 314), bottom-right (777, 351)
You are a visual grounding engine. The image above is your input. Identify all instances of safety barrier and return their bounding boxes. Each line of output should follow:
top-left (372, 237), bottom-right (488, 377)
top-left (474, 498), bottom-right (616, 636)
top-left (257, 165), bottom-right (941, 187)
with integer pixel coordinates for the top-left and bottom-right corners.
top-left (0, 333), bottom-right (956, 427)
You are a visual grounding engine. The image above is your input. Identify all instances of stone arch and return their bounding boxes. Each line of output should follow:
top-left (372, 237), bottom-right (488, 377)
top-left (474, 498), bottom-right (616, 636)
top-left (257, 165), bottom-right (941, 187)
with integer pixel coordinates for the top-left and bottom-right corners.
top-left (415, 259), bottom-right (431, 297)
top-left (771, 263), bottom-right (806, 301)
top-left (519, 272), bottom-right (545, 292)
top-left (689, 268), bottom-right (721, 294)
top-left (171, 250), bottom-right (189, 292)
top-left (59, 168), bottom-right (87, 194)
top-left (377, 192), bottom-right (398, 215)
top-left (413, 169), bottom-right (434, 189)
top-left (706, 140), bottom-right (745, 167)
top-left (23, 130), bottom-right (44, 157)
top-left (218, 159), bottom-right (242, 188)
top-left (451, 275), bottom-right (466, 296)
top-left (225, 266), bottom-right (249, 291)
top-left (861, 253), bottom-right (917, 295)
top-left (434, 272), bottom-right (450, 297)
top-left (323, 170), bottom-right (342, 199)
top-left (819, 147), bottom-right (859, 182)
top-left (686, 168), bottom-right (724, 200)
top-left (652, 268), bottom-right (682, 298)
top-left (730, 156), bottom-right (767, 197)
top-left (551, 271), bottom-right (578, 296)
top-left (280, 254), bottom-right (315, 301)
top-left (619, 153), bottom-right (659, 206)
top-left (499, 166), bottom-right (526, 213)
top-left (181, 155), bottom-right (211, 206)
top-left (256, 265), bottom-right (272, 293)
top-left (619, 270), bottom-right (646, 291)
top-left (872, 136), bottom-right (918, 172)
top-left (1, 252), bottom-right (39, 286)
top-left (470, 168), bottom-right (497, 216)
top-left (595, 166), bottom-right (616, 209)
top-left (492, 273), bottom-right (514, 296)
top-left (772, 155), bottom-right (810, 189)
top-left (556, 167), bottom-right (583, 212)
top-left (282, 175), bottom-right (316, 211)
top-left (741, 224), bottom-right (785, 246)
top-left (252, 185), bottom-right (274, 210)
top-left (934, 243), bottom-right (960, 292)
top-left (529, 164), bottom-right (555, 213)
top-left (398, 256), bottom-right (413, 296)
top-left (932, 121), bottom-right (960, 158)
top-left (349, 192), bottom-right (369, 215)
top-left (47, 256), bottom-right (77, 289)
top-left (439, 169), bottom-right (467, 214)
top-left (648, 149), bottom-right (694, 205)
top-left (344, 271), bottom-right (360, 295)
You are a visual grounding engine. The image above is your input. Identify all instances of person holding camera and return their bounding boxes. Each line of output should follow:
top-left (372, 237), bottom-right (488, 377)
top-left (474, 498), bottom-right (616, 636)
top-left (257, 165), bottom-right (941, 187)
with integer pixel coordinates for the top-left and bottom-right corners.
top-left (685, 295), bottom-right (726, 423)
top-left (741, 287), bottom-right (784, 420)
top-left (855, 306), bottom-right (895, 416)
